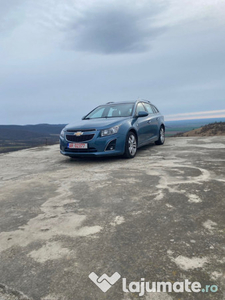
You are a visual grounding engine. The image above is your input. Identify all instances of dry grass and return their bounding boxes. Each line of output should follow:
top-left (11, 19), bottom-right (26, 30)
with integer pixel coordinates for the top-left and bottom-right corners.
top-left (175, 122), bottom-right (225, 137)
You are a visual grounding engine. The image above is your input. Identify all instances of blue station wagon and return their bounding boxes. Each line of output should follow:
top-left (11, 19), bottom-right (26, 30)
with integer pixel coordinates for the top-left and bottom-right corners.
top-left (60, 100), bottom-right (165, 158)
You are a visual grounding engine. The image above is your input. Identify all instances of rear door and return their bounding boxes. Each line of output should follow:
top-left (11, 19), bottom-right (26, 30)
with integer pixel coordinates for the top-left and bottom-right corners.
top-left (151, 104), bottom-right (162, 136)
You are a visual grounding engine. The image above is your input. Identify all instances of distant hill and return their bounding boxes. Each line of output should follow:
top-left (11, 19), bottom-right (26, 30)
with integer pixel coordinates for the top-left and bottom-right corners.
top-left (174, 122), bottom-right (225, 137)
top-left (0, 124), bottom-right (66, 153)
top-left (165, 117), bottom-right (225, 137)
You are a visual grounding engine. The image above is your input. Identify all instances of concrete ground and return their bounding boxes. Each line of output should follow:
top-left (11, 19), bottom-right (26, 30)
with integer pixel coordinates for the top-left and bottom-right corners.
top-left (0, 137), bottom-right (224, 300)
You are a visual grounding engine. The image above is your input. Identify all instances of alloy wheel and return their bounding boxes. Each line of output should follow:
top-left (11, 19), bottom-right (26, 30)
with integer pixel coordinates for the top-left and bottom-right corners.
top-left (160, 127), bottom-right (165, 144)
top-left (128, 134), bottom-right (137, 156)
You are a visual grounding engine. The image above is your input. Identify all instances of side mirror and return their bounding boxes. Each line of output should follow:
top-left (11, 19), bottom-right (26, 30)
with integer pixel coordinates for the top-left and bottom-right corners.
top-left (137, 111), bottom-right (148, 118)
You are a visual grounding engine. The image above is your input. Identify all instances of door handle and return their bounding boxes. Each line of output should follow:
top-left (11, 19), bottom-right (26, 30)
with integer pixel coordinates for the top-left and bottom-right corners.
top-left (148, 120), bottom-right (152, 124)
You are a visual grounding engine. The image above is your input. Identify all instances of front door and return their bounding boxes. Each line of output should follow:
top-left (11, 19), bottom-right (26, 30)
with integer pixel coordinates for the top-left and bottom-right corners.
top-left (142, 102), bottom-right (158, 140)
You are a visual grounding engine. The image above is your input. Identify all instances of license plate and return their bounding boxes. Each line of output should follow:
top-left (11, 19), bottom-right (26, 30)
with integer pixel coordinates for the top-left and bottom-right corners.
top-left (68, 143), bottom-right (88, 149)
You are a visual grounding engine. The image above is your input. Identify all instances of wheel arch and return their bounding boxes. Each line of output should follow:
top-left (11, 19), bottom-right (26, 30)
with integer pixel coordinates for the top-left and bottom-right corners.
top-left (128, 128), bottom-right (138, 146)
top-left (161, 123), bottom-right (165, 131)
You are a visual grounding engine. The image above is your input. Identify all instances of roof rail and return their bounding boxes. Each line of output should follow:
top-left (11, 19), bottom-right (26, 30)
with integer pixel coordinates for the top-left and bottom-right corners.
top-left (106, 102), bottom-right (114, 104)
top-left (141, 99), bottom-right (151, 103)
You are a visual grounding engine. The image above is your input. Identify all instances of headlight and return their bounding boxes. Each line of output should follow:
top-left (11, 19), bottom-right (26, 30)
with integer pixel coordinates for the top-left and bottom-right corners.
top-left (101, 125), bottom-right (120, 137)
top-left (60, 129), bottom-right (66, 139)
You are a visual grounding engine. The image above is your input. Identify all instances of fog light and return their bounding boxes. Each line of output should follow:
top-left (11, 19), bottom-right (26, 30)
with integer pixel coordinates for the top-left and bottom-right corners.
top-left (106, 139), bottom-right (116, 151)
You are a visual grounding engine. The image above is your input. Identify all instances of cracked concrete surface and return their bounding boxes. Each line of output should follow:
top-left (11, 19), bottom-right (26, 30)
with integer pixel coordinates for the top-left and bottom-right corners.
top-left (0, 137), bottom-right (225, 300)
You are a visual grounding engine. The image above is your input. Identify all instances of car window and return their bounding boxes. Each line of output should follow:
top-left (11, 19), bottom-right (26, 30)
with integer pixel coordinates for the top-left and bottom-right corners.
top-left (108, 107), bottom-right (121, 117)
top-left (151, 106), bottom-right (156, 113)
top-left (136, 102), bottom-right (146, 115)
top-left (87, 107), bottom-right (105, 118)
top-left (143, 103), bottom-right (154, 114)
top-left (151, 105), bottom-right (159, 113)
top-left (85, 103), bottom-right (134, 119)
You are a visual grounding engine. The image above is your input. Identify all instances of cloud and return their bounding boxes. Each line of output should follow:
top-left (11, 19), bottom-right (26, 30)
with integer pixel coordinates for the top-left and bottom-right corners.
top-left (0, 0), bottom-right (27, 33)
top-left (0, 0), bottom-right (225, 124)
top-left (0, 0), bottom-right (167, 55)
top-left (65, 1), bottom-right (167, 54)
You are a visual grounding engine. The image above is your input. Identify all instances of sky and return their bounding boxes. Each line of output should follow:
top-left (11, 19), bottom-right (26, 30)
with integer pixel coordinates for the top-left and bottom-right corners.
top-left (1, 0), bottom-right (225, 125)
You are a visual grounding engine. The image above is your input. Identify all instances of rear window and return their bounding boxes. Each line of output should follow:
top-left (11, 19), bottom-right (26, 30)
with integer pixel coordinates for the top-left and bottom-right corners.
top-left (151, 105), bottom-right (159, 113)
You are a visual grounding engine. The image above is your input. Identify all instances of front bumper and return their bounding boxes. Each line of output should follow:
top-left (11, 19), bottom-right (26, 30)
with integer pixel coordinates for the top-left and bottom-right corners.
top-left (59, 131), bottom-right (125, 157)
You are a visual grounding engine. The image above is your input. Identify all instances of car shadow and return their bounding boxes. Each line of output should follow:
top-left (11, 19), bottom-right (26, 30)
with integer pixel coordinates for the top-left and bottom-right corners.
top-left (137, 143), bottom-right (156, 152)
top-left (58, 143), bottom-right (157, 165)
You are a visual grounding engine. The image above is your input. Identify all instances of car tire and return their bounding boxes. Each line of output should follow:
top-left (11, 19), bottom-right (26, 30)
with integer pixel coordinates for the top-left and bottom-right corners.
top-left (155, 126), bottom-right (165, 145)
top-left (124, 131), bottom-right (137, 158)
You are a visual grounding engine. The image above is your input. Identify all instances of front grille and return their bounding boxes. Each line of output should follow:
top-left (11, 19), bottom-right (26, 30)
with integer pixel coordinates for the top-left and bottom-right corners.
top-left (66, 134), bottom-right (94, 142)
top-left (65, 147), bottom-right (97, 153)
top-left (67, 129), bottom-right (96, 132)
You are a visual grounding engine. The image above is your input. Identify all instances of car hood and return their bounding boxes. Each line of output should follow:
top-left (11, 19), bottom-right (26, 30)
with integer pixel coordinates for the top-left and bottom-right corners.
top-left (65, 117), bottom-right (130, 131)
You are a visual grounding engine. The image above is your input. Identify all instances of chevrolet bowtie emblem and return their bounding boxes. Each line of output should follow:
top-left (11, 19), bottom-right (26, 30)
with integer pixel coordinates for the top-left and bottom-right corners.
top-left (74, 131), bottom-right (83, 136)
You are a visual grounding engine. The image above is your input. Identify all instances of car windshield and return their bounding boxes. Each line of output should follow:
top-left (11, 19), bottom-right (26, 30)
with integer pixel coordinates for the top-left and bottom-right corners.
top-left (84, 103), bottom-right (134, 119)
